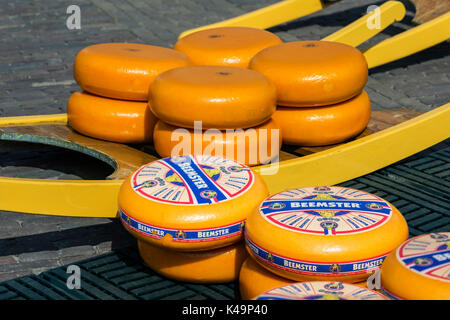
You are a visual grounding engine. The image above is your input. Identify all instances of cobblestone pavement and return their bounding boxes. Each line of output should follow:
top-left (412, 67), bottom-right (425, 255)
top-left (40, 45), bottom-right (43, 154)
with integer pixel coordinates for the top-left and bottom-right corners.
top-left (0, 0), bottom-right (449, 282)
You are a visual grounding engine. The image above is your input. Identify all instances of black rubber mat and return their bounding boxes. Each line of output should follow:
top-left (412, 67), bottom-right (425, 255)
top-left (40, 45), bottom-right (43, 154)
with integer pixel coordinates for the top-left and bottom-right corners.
top-left (0, 140), bottom-right (448, 300)
top-left (0, 247), bottom-right (237, 300)
top-left (339, 141), bottom-right (449, 237)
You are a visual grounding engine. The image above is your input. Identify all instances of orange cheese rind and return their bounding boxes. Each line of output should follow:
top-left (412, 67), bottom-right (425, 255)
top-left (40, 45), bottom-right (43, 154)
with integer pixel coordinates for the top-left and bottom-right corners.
top-left (245, 186), bottom-right (409, 282)
top-left (67, 91), bottom-right (157, 144)
top-left (138, 240), bottom-right (248, 283)
top-left (153, 118), bottom-right (282, 166)
top-left (380, 232), bottom-right (450, 300)
top-left (239, 257), bottom-right (296, 300)
top-left (118, 155), bottom-right (269, 251)
top-left (74, 43), bottom-right (191, 101)
top-left (272, 90), bottom-right (371, 146)
top-left (149, 65), bottom-right (277, 129)
top-left (174, 26), bottom-right (282, 68)
top-left (249, 40), bottom-right (368, 107)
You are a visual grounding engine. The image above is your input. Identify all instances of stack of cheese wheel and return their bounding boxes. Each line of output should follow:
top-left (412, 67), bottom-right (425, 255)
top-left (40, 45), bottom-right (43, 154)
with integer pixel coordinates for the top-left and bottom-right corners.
top-left (239, 186), bottom-right (409, 299)
top-left (254, 282), bottom-right (388, 300)
top-left (118, 154), bottom-right (269, 283)
top-left (380, 232), bottom-right (450, 300)
top-left (68, 43), bottom-right (191, 144)
top-left (249, 41), bottom-right (371, 146)
top-left (150, 65), bottom-right (281, 166)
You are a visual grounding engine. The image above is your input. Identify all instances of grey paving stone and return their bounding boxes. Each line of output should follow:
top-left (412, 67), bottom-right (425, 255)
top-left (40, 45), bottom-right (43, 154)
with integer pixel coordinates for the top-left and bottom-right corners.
top-left (17, 251), bottom-right (60, 263)
top-left (56, 219), bottom-right (112, 231)
top-left (0, 258), bottom-right (60, 274)
top-left (57, 254), bottom-right (99, 266)
top-left (0, 256), bottom-right (18, 266)
top-left (58, 245), bottom-right (97, 258)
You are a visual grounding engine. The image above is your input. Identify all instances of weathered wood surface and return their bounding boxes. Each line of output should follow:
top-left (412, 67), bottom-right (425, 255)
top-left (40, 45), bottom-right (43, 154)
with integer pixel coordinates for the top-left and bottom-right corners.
top-left (410, 0), bottom-right (450, 23)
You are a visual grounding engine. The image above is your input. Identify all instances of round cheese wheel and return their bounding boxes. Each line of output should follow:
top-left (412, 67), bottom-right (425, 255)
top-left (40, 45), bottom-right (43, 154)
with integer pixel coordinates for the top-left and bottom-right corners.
top-left (249, 41), bottom-right (368, 107)
top-left (138, 240), bottom-right (248, 283)
top-left (239, 257), bottom-right (369, 300)
top-left (254, 281), bottom-right (388, 300)
top-left (67, 91), bottom-right (157, 144)
top-left (153, 119), bottom-right (282, 166)
top-left (272, 90), bottom-right (371, 146)
top-left (239, 257), bottom-right (296, 300)
top-left (245, 186), bottom-right (409, 283)
top-left (149, 65), bottom-right (276, 129)
top-left (74, 43), bottom-right (191, 101)
top-left (119, 155), bottom-right (269, 251)
top-left (174, 27), bottom-right (282, 68)
top-left (380, 232), bottom-right (450, 300)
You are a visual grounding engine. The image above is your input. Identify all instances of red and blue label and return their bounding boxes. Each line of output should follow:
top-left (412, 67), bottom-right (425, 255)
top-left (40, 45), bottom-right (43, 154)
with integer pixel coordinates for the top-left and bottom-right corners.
top-left (396, 232), bottom-right (450, 282)
top-left (255, 282), bottom-right (386, 300)
top-left (131, 155), bottom-right (254, 205)
top-left (245, 235), bottom-right (388, 277)
top-left (259, 187), bottom-right (393, 235)
top-left (120, 208), bottom-right (245, 242)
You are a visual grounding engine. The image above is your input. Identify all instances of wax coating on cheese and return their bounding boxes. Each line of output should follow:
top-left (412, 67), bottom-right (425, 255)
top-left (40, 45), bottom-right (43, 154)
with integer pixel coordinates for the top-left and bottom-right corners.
top-left (74, 43), bottom-right (191, 101)
top-left (245, 186), bottom-right (409, 282)
top-left (174, 27), bottom-right (282, 68)
top-left (381, 232), bottom-right (450, 300)
top-left (138, 240), bottom-right (248, 283)
top-left (119, 155), bottom-right (269, 251)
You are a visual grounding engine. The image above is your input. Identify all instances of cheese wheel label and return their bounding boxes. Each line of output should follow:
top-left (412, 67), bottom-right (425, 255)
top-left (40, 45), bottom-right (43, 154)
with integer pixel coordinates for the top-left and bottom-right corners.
top-left (259, 187), bottom-right (392, 235)
top-left (120, 209), bottom-right (245, 242)
top-left (131, 155), bottom-right (254, 205)
top-left (396, 232), bottom-right (450, 282)
top-left (379, 288), bottom-right (402, 300)
top-left (255, 282), bottom-right (386, 300)
top-left (246, 236), bottom-right (388, 277)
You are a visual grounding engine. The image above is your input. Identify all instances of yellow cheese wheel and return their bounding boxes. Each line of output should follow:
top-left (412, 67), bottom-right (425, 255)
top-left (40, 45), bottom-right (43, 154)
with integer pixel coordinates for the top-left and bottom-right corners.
top-left (119, 155), bottom-right (268, 251)
top-left (138, 240), bottom-right (248, 283)
top-left (249, 41), bottom-right (368, 107)
top-left (254, 281), bottom-right (388, 300)
top-left (272, 90), bottom-right (371, 146)
top-left (153, 119), bottom-right (282, 166)
top-left (74, 43), bottom-right (191, 101)
top-left (380, 232), bottom-right (450, 300)
top-left (245, 186), bottom-right (409, 283)
top-left (67, 91), bottom-right (157, 144)
top-left (239, 257), bottom-right (369, 300)
top-left (174, 27), bottom-right (282, 68)
top-left (149, 65), bottom-right (276, 129)
top-left (240, 257), bottom-right (296, 300)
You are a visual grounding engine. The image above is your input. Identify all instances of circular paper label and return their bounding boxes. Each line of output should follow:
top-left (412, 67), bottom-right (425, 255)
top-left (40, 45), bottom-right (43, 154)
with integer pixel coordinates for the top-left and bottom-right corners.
top-left (255, 282), bottom-right (386, 300)
top-left (259, 187), bottom-right (393, 235)
top-left (131, 155), bottom-right (254, 205)
top-left (396, 232), bottom-right (450, 282)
